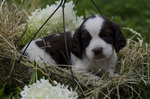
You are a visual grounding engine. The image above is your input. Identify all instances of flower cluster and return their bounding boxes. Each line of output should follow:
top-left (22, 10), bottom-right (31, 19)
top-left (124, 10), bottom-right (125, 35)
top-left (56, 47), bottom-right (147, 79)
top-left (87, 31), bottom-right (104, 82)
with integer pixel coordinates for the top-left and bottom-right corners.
top-left (20, 78), bottom-right (78, 99)
top-left (20, 1), bottom-right (83, 45)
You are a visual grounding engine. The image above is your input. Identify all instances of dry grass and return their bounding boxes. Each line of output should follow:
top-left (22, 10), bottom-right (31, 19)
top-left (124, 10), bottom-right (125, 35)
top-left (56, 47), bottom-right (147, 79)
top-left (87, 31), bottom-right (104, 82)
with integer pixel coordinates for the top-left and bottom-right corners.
top-left (0, 0), bottom-right (37, 89)
top-left (0, 1), bottom-right (150, 98)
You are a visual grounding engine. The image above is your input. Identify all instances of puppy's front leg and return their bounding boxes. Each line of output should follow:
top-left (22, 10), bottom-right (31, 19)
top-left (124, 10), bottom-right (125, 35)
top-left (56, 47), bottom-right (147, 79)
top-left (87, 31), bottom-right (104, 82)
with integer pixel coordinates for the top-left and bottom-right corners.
top-left (72, 64), bottom-right (100, 80)
top-left (71, 54), bottom-right (100, 80)
top-left (106, 68), bottom-right (119, 77)
top-left (74, 69), bottom-right (100, 80)
top-left (82, 72), bottom-right (100, 80)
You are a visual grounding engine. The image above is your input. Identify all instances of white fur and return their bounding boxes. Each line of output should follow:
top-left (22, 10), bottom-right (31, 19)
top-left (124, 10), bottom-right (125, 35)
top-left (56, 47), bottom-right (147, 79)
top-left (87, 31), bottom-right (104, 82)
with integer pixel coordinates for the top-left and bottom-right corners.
top-left (21, 39), bottom-right (56, 66)
top-left (70, 31), bottom-right (75, 37)
top-left (53, 33), bottom-right (60, 37)
top-left (84, 15), bottom-right (104, 35)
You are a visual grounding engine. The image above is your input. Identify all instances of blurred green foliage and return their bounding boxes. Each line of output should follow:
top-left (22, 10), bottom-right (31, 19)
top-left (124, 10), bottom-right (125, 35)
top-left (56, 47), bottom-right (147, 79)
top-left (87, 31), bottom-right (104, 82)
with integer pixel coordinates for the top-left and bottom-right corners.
top-left (37, 0), bottom-right (150, 43)
top-left (11, 0), bottom-right (150, 42)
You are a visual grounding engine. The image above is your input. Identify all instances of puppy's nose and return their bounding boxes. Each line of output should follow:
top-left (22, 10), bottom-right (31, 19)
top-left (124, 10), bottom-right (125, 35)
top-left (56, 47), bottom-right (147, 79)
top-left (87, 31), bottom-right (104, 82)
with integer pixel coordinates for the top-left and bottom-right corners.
top-left (92, 47), bottom-right (103, 54)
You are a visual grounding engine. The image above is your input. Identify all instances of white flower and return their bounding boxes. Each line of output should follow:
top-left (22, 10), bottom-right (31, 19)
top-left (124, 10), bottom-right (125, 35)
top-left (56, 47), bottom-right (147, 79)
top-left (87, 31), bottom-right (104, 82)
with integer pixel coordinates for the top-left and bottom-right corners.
top-left (20, 1), bottom-right (83, 45)
top-left (20, 78), bottom-right (78, 99)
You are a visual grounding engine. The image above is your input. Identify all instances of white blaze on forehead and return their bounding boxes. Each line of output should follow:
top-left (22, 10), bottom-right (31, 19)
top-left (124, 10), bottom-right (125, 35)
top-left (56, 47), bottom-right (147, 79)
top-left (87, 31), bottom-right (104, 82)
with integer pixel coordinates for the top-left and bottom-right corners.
top-left (84, 15), bottom-right (104, 36)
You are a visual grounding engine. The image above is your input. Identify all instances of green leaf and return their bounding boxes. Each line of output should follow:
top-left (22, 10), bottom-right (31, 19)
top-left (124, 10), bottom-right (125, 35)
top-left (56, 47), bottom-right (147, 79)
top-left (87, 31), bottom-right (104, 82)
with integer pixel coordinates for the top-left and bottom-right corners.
top-left (0, 83), bottom-right (11, 96)
top-left (14, 92), bottom-right (20, 99)
top-left (13, 87), bottom-right (22, 99)
top-left (0, 83), bottom-right (22, 99)
top-left (17, 87), bottom-right (22, 93)
top-left (29, 61), bottom-right (43, 85)
top-left (12, 96), bottom-right (16, 99)
top-left (29, 69), bottom-right (37, 85)
top-left (0, 93), bottom-right (12, 99)
top-left (0, 88), bottom-right (5, 96)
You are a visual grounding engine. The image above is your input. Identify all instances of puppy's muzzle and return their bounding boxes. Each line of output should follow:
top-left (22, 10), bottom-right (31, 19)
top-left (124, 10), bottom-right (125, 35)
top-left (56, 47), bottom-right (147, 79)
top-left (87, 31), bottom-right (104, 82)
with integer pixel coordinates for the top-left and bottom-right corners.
top-left (92, 47), bottom-right (104, 59)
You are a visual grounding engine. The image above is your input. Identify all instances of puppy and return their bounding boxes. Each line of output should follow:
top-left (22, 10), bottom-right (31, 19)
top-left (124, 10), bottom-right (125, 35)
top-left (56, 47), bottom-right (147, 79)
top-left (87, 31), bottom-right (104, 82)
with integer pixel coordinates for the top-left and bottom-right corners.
top-left (21, 15), bottom-right (126, 79)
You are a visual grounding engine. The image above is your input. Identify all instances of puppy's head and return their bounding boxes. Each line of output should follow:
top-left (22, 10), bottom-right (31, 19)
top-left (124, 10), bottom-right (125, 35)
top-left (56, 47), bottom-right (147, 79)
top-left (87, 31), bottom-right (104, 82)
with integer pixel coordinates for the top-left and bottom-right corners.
top-left (70, 15), bottom-right (126, 60)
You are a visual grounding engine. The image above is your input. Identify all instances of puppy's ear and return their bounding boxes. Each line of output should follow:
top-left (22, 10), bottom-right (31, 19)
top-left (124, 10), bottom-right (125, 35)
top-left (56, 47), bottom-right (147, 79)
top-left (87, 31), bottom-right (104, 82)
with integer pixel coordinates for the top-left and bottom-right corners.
top-left (113, 24), bottom-right (126, 53)
top-left (70, 28), bottom-right (82, 59)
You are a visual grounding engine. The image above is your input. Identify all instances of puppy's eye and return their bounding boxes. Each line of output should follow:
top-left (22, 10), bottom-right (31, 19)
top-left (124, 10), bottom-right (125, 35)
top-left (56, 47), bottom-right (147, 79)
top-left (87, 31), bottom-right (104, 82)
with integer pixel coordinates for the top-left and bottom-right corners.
top-left (81, 30), bottom-right (92, 48)
top-left (81, 30), bottom-right (91, 40)
top-left (100, 33), bottom-right (112, 38)
top-left (99, 32), bottom-right (113, 44)
top-left (99, 30), bottom-right (113, 38)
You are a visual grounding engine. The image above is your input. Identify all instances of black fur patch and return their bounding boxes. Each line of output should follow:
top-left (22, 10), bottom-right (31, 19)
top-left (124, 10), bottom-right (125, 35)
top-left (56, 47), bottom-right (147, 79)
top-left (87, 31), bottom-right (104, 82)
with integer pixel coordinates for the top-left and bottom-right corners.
top-left (100, 15), bottom-right (126, 52)
top-left (35, 32), bottom-right (72, 65)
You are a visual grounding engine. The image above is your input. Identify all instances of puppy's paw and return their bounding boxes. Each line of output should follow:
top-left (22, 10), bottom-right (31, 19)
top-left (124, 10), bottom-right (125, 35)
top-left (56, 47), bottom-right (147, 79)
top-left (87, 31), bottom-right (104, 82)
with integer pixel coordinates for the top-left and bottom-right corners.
top-left (81, 72), bottom-right (100, 81)
top-left (113, 73), bottom-right (119, 77)
top-left (109, 73), bottom-right (119, 78)
top-left (107, 69), bottom-right (119, 77)
top-left (90, 75), bottom-right (100, 81)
